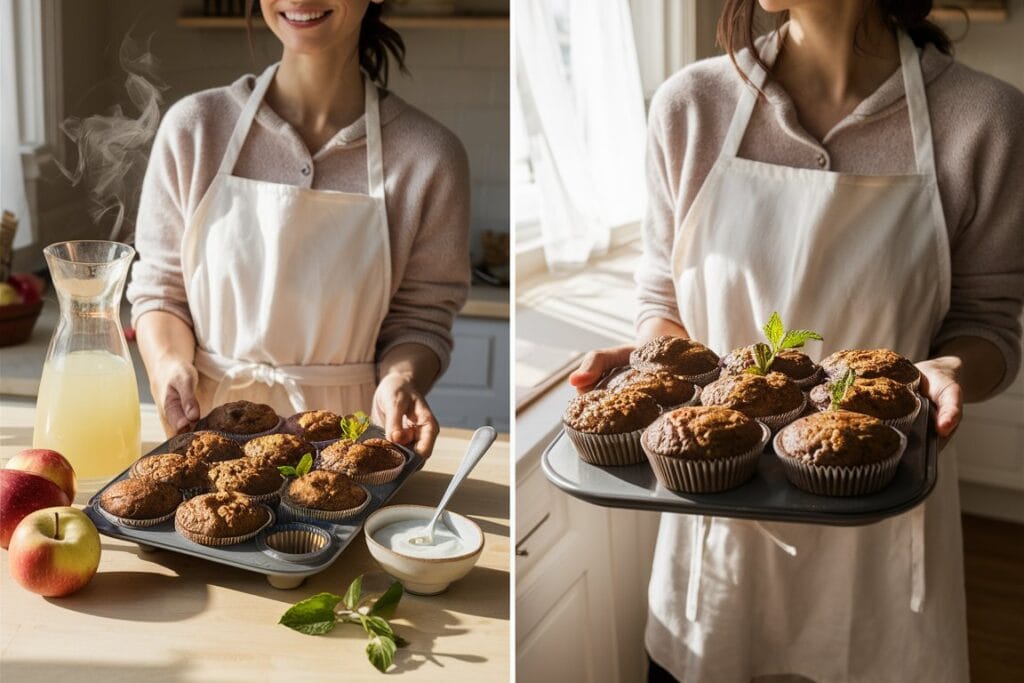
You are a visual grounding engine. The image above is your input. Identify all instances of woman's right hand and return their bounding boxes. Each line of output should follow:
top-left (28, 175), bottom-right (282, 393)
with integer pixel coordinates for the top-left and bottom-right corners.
top-left (568, 345), bottom-right (634, 393)
top-left (151, 359), bottom-right (201, 434)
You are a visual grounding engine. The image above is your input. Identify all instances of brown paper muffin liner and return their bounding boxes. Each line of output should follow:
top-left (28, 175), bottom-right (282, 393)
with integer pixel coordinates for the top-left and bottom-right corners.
top-left (98, 506), bottom-right (177, 529)
top-left (563, 422), bottom-right (649, 466)
top-left (278, 486), bottom-right (371, 522)
top-left (227, 478), bottom-right (287, 504)
top-left (215, 416), bottom-right (285, 443)
top-left (349, 458), bottom-right (407, 486)
top-left (642, 422), bottom-right (770, 493)
top-left (681, 366), bottom-right (721, 387)
top-left (773, 428), bottom-right (907, 496)
top-left (750, 395), bottom-right (808, 433)
top-left (258, 523), bottom-right (333, 561)
top-left (792, 366), bottom-right (824, 390)
top-left (175, 505), bottom-right (275, 546)
top-left (813, 394), bottom-right (921, 435)
top-left (661, 384), bottom-right (702, 412)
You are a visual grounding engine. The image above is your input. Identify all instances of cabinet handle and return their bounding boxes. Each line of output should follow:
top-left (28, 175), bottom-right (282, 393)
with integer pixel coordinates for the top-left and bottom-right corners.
top-left (514, 512), bottom-right (550, 557)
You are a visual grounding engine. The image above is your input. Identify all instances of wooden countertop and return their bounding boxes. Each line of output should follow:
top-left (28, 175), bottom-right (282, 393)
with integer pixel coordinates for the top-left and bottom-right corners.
top-left (462, 284), bottom-right (510, 320)
top-left (0, 399), bottom-right (509, 681)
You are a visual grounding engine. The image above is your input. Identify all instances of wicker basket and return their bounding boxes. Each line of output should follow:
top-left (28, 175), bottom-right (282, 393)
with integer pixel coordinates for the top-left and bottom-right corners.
top-left (0, 300), bottom-right (43, 347)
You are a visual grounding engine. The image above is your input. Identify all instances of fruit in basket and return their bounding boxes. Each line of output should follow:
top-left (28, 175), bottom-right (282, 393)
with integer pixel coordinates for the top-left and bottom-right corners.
top-left (0, 282), bottom-right (18, 305)
top-left (5, 448), bottom-right (77, 500)
top-left (5, 273), bottom-right (43, 305)
top-left (0, 470), bottom-right (72, 548)
top-left (7, 506), bottom-right (100, 597)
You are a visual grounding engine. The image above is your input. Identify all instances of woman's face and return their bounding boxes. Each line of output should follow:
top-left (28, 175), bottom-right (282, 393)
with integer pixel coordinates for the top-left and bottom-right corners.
top-left (758, 0), bottom-right (837, 13)
top-left (260, 0), bottom-right (379, 55)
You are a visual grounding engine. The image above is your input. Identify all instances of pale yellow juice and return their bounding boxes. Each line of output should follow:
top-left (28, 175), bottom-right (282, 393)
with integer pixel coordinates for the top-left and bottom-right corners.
top-left (33, 350), bottom-right (141, 488)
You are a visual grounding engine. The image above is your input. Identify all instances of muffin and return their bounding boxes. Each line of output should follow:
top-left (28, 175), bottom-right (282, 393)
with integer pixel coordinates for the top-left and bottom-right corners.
top-left (99, 478), bottom-right (182, 527)
top-left (207, 458), bottom-right (286, 501)
top-left (164, 430), bottom-right (245, 464)
top-left (721, 345), bottom-right (822, 388)
top-left (630, 336), bottom-right (721, 385)
top-left (562, 389), bottom-right (661, 466)
top-left (279, 470), bottom-right (370, 521)
top-left (820, 349), bottom-right (920, 389)
top-left (282, 410), bottom-right (345, 443)
top-left (699, 372), bottom-right (806, 431)
top-left (130, 453), bottom-right (209, 492)
top-left (197, 400), bottom-right (281, 437)
top-left (641, 406), bottom-right (769, 492)
top-left (174, 491), bottom-right (272, 546)
top-left (318, 438), bottom-right (406, 485)
top-left (808, 376), bottom-right (921, 433)
top-left (244, 433), bottom-right (315, 468)
top-left (774, 410), bottom-right (906, 496)
top-left (605, 369), bottom-right (699, 408)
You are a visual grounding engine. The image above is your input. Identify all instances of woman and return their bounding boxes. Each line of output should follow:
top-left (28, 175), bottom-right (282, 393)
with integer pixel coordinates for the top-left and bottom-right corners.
top-left (128, 0), bottom-right (470, 456)
top-left (572, 0), bottom-right (1023, 680)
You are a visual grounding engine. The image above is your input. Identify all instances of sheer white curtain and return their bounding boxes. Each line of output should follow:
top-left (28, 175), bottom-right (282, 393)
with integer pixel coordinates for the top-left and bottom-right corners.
top-left (1, 0), bottom-right (33, 248)
top-left (516, 0), bottom-right (646, 272)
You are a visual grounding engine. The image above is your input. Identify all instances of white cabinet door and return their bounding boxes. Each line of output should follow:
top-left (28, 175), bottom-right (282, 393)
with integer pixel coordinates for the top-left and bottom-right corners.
top-left (430, 316), bottom-right (510, 431)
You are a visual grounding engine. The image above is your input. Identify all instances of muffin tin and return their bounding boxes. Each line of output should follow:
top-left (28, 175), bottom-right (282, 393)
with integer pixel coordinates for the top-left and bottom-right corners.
top-left (84, 426), bottom-right (422, 589)
top-left (541, 398), bottom-right (937, 526)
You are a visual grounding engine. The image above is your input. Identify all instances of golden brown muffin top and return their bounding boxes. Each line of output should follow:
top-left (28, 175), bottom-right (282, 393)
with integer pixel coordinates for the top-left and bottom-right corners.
top-left (778, 411), bottom-right (902, 466)
top-left (319, 438), bottom-right (405, 476)
top-left (630, 336), bottom-right (720, 376)
top-left (721, 346), bottom-right (818, 381)
top-left (207, 459), bottom-right (284, 496)
top-left (131, 453), bottom-right (208, 489)
top-left (285, 470), bottom-right (368, 511)
top-left (165, 431), bottom-right (244, 464)
top-left (821, 349), bottom-right (919, 385)
top-left (642, 406), bottom-right (764, 460)
top-left (199, 400), bottom-right (279, 434)
top-left (100, 478), bottom-right (181, 519)
top-left (283, 410), bottom-right (344, 442)
top-left (243, 433), bottom-right (314, 468)
top-left (605, 369), bottom-right (697, 407)
top-left (700, 372), bottom-right (804, 418)
top-left (563, 389), bottom-right (661, 435)
top-left (809, 376), bottom-right (918, 419)
top-left (175, 492), bottom-right (269, 537)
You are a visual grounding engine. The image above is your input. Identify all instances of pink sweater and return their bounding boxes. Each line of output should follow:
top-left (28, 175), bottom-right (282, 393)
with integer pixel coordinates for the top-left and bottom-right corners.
top-left (636, 40), bottom-right (1024, 393)
top-left (128, 73), bottom-right (470, 373)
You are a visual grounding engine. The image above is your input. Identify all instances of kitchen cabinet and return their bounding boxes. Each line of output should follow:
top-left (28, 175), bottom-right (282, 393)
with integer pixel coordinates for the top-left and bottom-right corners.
top-left (430, 315), bottom-right (510, 432)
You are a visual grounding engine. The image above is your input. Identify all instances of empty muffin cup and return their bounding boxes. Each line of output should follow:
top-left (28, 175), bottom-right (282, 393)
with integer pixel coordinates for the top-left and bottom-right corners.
top-left (258, 523), bottom-right (333, 563)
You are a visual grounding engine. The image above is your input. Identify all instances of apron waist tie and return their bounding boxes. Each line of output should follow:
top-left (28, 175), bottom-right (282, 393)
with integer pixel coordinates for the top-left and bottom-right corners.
top-left (910, 504), bottom-right (926, 613)
top-left (685, 515), bottom-right (711, 622)
top-left (195, 349), bottom-right (377, 413)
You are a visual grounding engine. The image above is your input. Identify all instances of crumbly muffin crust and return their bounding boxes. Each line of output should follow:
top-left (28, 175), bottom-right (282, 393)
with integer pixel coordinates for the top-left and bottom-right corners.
top-left (721, 346), bottom-right (818, 381)
top-left (131, 453), bottom-right (208, 489)
top-left (821, 349), bottom-right (920, 385)
top-left (207, 459), bottom-right (284, 496)
top-left (199, 400), bottom-right (279, 435)
top-left (605, 369), bottom-right (696, 407)
top-left (778, 411), bottom-right (901, 466)
top-left (243, 433), bottom-right (314, 468)
top-left (319, 438), bottom-right (405, 476)
top-left (809, 376), bottom-right (918, 419)
top-left (642, 406), bottom-right (763, 460)
top-left (630, 336), bottom-right (720, 376)
top-left (700, 372), bottom-right (804, 418)
top-left (165, 431), bottom-right (244, 464)
top-left (563, 389), bottom-right (661, 435)
top-left (283, 410), bottom-right (344, 442)
top-left (285, 470), bottom-right (368, 511)
top-left (175, 492), bottom-right (269, 537)
top-left (100, 479), bottom-right (181, 519)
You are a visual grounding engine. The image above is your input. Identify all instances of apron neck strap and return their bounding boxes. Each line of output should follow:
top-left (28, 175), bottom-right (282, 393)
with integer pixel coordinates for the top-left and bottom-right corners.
top-left (219, 63), bottom-right (278, 177)
top-left (719, 28), bottom-right (781, 159)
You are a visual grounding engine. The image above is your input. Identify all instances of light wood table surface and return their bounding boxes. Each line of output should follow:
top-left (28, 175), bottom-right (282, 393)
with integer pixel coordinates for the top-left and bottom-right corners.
top-left (0, 398), bottom-right (510, 682)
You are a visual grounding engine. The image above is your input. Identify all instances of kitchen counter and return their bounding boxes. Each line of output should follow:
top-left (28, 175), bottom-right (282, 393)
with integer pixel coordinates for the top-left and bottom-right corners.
top-left (0, 398), bottom-right (510, 681)
top-left (462, 284), bottom-right (510, 320)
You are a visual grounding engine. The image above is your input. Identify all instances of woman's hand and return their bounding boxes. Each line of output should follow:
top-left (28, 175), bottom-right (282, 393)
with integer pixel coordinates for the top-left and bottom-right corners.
top-left (568, 345), bottom-right (635, 393)
top-left (916, 356), bottom-right (964, 448)
top-left (151, 358), bottom-right (201, 435)
top-left (373, 371), bottom-right (440, 458)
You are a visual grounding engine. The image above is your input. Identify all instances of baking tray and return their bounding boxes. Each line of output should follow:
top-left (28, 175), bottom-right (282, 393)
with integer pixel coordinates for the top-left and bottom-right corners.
top-left (84, 427), bottom-right (423, 588)
top-left (541, 401), bottom-right (937, 526)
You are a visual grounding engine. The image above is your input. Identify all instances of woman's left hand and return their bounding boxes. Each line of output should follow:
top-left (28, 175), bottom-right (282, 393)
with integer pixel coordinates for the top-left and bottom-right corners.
top-left (915, 356), bottom-right (964, 448)
top-left (372, 371), bottom-right (440, 458)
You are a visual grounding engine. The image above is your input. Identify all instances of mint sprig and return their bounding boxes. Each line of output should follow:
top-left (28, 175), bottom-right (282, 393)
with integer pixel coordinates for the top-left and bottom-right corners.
top-left (277, 452), bottom-right (313, 478)
top-left (340, 411), bottom-right (371, 441)
top-left (829, 368), bottom-right (857, 411)
top-left (279, 575), bottom-right (407, 673)
top-left (746, 312), bottom-right (824, 375)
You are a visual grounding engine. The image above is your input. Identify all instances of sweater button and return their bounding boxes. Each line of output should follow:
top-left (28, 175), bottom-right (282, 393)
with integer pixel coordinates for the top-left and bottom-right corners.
top-left (300, 165), bottom-right (311, 176)
top-left (816, 154), bottom-right (827, 168)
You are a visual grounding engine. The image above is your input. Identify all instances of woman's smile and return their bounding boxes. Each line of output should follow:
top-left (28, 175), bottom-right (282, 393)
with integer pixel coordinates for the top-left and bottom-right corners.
top-left (279, 7), bottom-right (334, 29)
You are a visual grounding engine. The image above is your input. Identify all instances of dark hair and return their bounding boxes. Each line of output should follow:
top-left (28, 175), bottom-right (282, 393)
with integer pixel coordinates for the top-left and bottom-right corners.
top-left (246, 2), bottom-right (408, 87)
top-left (716, 1), bottom-right (954, 89)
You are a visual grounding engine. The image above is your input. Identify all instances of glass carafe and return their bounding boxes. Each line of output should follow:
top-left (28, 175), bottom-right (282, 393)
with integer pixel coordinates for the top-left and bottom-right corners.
top-left (33, 241), bottom-right (140, 496)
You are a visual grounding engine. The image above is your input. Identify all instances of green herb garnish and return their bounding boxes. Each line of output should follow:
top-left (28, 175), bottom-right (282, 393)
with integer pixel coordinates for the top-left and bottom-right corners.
top-left (828, 368), bottom-right (857, 411)
top-left (279, 575), bottom-right (407, 673)
top-left (340, 411), bottom-right (371, 441)
top-left (745, 311), bottom-right (824, 375)
top-left (277, 452), bottom-right (313, 478)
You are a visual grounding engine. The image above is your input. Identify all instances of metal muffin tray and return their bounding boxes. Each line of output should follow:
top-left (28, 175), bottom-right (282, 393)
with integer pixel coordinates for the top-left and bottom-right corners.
top-left (541, 401), bottom-right (938, 526)
top-left (84, 427), bottom-right (423, 588)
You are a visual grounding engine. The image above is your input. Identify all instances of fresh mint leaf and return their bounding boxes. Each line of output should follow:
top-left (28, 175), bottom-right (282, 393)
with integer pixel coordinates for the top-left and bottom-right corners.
top-left (829, 368), bottom-right (857, 411)
top-left (279, 592), bottom-right (342, 635)
top-left (366, 634), bottom-right (398, 673)
top-left (360, 615), bottom-right (395, 639)
top-left (779, 329), bottom-right (824, 350)
top-left (277, 465), bottom-right (297, 477)
top-left (343, 575), bottom-right (363, 611)
top-left (340, 411), bottom-right (371, 441)
top-left (368, 581), bottom-right (403, 620)
top-left (763, 312), bottom-right (785, 351)
top-left (751, 342), bottom-right (773, 375)
top-left (295, 452), bottom-right (313, 477)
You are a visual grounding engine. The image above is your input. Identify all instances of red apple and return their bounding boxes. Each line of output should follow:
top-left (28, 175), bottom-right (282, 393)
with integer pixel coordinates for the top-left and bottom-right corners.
top-left (0, 470), bottom-right (71, 549)
top-left (8, 506), bottom-right (100, 597)
top-left (5, 448), bottom-right (77, 500)
top-left (6, 274), bottom-right (42, 305)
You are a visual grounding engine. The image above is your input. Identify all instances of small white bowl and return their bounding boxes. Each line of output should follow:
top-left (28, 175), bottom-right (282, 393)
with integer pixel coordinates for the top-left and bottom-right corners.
top-left (364, 504), bottom-right (484, 596)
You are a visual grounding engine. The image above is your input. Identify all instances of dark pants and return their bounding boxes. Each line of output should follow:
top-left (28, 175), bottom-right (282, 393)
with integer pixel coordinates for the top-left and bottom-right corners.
top-left (648, 655), bottom-right (678, 683)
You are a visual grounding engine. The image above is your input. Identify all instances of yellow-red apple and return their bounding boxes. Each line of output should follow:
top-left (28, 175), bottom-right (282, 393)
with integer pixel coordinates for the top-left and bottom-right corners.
top-left (0, 470), bottom-right (71, 548)
top-left (5, 448), bottom-right (77, 500)
top-left (8, 506), bottom-right (100, 597)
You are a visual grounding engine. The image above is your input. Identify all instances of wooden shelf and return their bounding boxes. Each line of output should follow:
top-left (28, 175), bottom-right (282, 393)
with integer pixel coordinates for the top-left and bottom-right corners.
top-left (929, 2), bottom-right (1009, 23)
top-left (176, 14), bottom-right (509, 31)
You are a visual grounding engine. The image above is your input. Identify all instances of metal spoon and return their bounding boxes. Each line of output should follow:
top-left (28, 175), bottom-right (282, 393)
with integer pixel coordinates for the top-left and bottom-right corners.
top-left (410, 425), bottom-right (497, 545)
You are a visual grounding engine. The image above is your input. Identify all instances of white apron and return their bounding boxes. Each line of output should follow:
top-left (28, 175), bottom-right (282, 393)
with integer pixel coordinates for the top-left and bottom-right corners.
top-left (181, 64), bottom-right (391, 417)
top-left (646, 31), bottom-right (968, 682)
